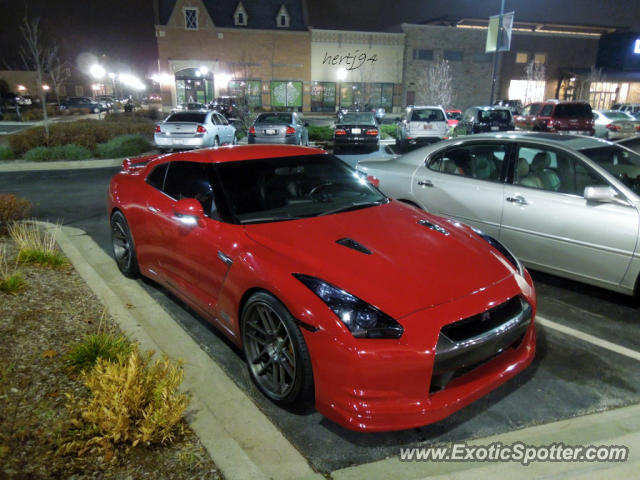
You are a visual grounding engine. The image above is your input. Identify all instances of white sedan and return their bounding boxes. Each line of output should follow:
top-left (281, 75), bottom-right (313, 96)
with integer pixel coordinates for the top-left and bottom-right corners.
top-left (358, 132), bottom-right (640, 296)
top-left (593, 110), bottom-right (639, 140)
top-left (154, 111), bottom-right (236, 151)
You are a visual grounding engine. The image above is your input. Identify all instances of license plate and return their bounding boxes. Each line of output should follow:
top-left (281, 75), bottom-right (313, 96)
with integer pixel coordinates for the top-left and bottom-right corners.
top-left (351, 128), bottom-right (361, 134)
top-left (491, 126), bottom-right (499, 131)
top-left (173, 139), bottom-right (184, 145)
top-left (423, 124), bottom-right (432, 130)
top-left (265, 129), bottom-right (277, 135)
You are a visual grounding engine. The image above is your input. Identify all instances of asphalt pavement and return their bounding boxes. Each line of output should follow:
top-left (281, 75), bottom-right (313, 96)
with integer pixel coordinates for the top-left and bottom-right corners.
top-left (1, 156), bottom-right (639, 473)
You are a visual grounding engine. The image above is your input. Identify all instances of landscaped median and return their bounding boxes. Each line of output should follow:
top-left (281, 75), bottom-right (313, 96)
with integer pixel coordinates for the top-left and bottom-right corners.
top-left (0, 216), bottom-right (222, 478)
top-left (1, 111), bottom-right (159, 162)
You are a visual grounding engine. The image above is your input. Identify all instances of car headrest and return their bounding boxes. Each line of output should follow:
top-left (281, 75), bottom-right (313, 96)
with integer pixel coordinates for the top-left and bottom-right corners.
top-left (531, 152), bottom-right (550, 172)
top-left (517, 158), bottom-right (530, 177)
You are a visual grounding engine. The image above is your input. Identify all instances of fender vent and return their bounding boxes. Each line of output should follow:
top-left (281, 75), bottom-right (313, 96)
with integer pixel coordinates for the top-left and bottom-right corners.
top-left (336, 237), bottom-right (372, 255)
top-left (418, 219), bottom-right (450, 236)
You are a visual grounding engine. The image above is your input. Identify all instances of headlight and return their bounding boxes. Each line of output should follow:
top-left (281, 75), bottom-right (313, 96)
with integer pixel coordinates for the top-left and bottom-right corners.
top-left (293, 274), bottom-right (403, 339)
top-left (472, 228), bottom-right (524, 275)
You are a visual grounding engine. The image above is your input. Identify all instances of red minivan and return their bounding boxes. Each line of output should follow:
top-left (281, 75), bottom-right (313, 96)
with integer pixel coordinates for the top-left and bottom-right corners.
top-left (514, 101), bottom-right (595, 135)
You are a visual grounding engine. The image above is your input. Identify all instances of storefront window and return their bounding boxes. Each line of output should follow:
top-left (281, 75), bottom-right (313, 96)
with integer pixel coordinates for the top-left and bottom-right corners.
top-left (311, 82), bottom-right (336, 112)
top-left (338, 82), bottom-right (394, 111)
top-left (175, 68), bottom-right (213, 104)
top-left (229, 80), bottom-right (262, 109)
top-left (270, 80), bottom-right (302, 111)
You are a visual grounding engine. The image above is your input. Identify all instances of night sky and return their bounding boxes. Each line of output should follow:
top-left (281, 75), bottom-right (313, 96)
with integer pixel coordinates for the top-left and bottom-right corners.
top-left (0, 0), bottom-right (638, 78)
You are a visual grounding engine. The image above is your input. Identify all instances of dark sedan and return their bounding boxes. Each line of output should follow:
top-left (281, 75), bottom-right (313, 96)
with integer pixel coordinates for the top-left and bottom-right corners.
top-left (333, 112), bottom-right (380, 153)
top-left (455, 106), bottom-right (514, 135)
top-left (60, 97), bottom-right (108, 113)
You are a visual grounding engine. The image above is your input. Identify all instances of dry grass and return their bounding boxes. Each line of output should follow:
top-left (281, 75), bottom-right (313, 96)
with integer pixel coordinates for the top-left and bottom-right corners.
top-left (59, 348), bottom-right (189, 455)
top-left (0, 245), bottom-right (27, 295)
top-left (9, 222), bottom-right (68, 268)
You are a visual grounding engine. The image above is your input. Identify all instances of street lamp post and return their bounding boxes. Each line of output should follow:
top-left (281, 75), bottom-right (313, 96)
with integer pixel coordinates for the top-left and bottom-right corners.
top-left (489, 0), bottom-right (506, 105)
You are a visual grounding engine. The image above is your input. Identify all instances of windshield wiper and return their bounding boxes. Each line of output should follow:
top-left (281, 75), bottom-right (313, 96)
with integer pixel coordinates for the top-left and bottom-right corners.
top-left (240, 215), bottom-right (304, 224)
top-left (318, 199), bottom-right (387, 216)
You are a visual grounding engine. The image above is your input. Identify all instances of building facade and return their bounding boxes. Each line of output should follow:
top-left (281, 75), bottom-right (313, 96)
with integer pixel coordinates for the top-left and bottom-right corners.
top-left (155, 0), bottom-right (311, 110)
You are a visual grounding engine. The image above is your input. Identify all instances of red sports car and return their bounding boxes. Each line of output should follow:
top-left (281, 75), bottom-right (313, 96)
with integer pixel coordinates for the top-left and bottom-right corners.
top-left (108, 145), bottom-right (536, 432)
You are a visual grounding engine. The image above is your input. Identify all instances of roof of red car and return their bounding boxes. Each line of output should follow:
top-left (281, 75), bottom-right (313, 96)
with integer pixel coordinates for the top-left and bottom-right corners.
top-left (149, 145), bottom-right (327, 167)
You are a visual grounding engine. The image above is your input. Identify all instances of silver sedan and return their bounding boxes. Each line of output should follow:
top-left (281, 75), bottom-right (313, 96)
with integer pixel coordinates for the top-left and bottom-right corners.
top-left (154, 111), bottom-right (236, 151)
top-left (248, 112), bottom-right (309, 145)
top-left (593, 110), bottom-right (639, 140)
top-left (358, 132), bottom-right (640, 296)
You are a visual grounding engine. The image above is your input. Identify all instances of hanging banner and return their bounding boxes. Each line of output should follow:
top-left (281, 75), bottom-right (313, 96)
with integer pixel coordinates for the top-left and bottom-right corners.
top-left (486, 11), bottom-right (514, 53)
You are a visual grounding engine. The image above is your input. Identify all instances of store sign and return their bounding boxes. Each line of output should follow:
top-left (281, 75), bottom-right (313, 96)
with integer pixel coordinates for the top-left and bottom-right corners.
top-left (321, 50), bottom-right (378, 71)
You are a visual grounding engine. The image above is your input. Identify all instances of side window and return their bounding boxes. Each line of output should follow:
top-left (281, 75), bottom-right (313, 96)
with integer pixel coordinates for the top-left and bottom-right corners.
top-left (520, 105), bottom-right (531, 116)
top-left (529, 103), bottom-right (542, 115)
top-left (428, 143), bottom-right (507, 182)
top-left (217, 114), bottom-right (228, 125)
top-left (463, 109), bottom-right (475, 122)
top-left (211, 114), bottom-right (221, 125)
top-left (515, 146), bottom-right (603, 195)
top-left (146, 163), bottom-right (168, 191)
top-left (163, 162), bottom-right (218, 217)
top-left (540, 104), bottom-right (554, 116)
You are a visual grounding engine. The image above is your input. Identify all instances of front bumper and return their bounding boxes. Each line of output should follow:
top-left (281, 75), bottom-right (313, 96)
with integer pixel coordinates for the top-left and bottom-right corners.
top-left (303, 272), bottom-right (536, 432)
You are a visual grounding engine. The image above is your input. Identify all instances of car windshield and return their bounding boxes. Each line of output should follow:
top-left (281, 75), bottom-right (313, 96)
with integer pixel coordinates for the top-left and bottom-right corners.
top-left (215, 154), bottom-right (387, 223)
top-left (580, 145), bottom-right (640, 194)
top-left (478, 110), bottom-right (511, 122)
top-left (255, 113), bottom-right (293, 125)
top-left (340, 113), bottom-right (376, 125)
top-left (446, 111), bottom-right (462, 120)
top-left (554, 104), bottom-right (592, 118)
top-left (411, 109), bottom-right (445, 122)
top-left (166, 113), bottom-right (208, 123)
top-left (602, 111), bottom-right (634, 120)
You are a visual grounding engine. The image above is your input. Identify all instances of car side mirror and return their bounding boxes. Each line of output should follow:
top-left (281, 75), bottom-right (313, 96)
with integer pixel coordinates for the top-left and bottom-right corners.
top-left (173, 198), bottom-right (205, 226)
top-left (584, 185), bottom-right (629, 206)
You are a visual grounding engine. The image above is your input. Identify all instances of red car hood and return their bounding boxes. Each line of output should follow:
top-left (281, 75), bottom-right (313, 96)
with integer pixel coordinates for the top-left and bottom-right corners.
top-left (244, 201), bottom-right (513, 319)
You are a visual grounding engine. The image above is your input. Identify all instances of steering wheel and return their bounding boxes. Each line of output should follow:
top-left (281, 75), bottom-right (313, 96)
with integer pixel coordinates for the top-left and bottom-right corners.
top-left (308, 182), bottom-right (335, 197)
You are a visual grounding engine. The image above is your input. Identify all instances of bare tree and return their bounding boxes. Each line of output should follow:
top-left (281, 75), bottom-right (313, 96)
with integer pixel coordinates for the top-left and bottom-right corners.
top-left (45, 47), bottom-right (70, 106)
top-left (522, 60), bottom-right (546, 105)
top-left (19, 17), bottom-right (49, 136)
top-left (415, 59), bottom-right (454, 108)
top-left (575, 65), bottom-right (605, 104)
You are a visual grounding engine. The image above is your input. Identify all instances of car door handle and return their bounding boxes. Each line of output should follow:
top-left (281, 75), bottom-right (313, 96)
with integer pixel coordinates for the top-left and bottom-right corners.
top-left (217, 250), bottom-right (233, 266)
top-left (417, 179), bottom-right (434, 187)
top-left (506, 195), bottom-right (528, 205)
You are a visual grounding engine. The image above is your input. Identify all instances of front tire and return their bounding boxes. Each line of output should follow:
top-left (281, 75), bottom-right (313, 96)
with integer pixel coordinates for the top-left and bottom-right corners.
top-left (241, 292), bottom-right (314, 407)
top-left (110, 211), bottom-right (139, 278)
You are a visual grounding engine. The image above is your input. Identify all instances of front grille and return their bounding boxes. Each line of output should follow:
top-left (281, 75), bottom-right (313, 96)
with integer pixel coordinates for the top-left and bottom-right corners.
top-left (441, 296), bottom-right (523, 342)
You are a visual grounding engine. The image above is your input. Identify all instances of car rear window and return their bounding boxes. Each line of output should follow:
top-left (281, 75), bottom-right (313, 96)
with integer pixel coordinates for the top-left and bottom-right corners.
top-left (166, 113), bottom-right (208, 123)
top-left (255, 113), bottom-right (292, 124)
top-left (604, 111), bottom-right (633, 120)
top-left (411, 109), bottom-right (445, 122)
top-left (341, 113), bottom-right (376, 125)
top-left (554, 104), bottom-right (592, 118)
top-left (477, 110), bottom-right (511, 122)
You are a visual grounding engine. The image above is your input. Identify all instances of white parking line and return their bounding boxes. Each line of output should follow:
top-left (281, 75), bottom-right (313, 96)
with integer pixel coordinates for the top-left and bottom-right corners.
top-left (536, 315), bottom-right (640, 362)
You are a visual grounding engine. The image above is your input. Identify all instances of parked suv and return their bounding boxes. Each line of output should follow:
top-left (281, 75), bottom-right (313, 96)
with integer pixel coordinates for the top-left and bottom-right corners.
top-left (514, 101), bottom-right (594, 135)
top-left (396, 105), bottom-right (449, 150)
top-left (455, 106), bottom-right (514, 135)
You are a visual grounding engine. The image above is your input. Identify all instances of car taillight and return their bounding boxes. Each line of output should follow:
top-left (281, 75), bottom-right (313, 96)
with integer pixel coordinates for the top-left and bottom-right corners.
top-left (546, 119), bottom-right (554, 128)
top-left (285, 126), bottom-right (296, 135)
top-left (335, 129), bottom-right (347, 135)
top-left (366, 175), bottom-right (380, 187)
top-left (197, 125), bottom-right (207, 133)
top-left (366, 129), bottom-right (378, 136)
top-left (249, 126), bottom-right (256, 135)
top-left (606, 123), bottom-right (621, 131)
top-left (155, 125), bottom-right (161, 133)
top-left (636, 125), bottom-right (640, 132)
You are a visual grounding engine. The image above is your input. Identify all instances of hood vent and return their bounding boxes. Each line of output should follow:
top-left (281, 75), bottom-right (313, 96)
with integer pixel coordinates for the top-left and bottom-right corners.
top-left (336, 237), bottom-right (372, 255)
top-left (418, 219), bottom-right (450, 236)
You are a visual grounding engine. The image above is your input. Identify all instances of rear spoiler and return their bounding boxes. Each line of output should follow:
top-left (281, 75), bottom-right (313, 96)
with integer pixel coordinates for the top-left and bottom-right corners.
top-left (121, 153), bottom-right (160, 172)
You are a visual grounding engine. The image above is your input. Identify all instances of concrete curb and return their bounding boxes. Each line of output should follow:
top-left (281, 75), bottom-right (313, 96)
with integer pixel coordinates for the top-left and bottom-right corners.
top-left (0, 158), bottom-right (124, 171)
top-left (43, 221), bottom-right (323, 480)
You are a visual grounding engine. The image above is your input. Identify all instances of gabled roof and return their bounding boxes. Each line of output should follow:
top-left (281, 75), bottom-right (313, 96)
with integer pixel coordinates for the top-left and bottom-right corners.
top-left (157, 0), bottom-right (307, 30)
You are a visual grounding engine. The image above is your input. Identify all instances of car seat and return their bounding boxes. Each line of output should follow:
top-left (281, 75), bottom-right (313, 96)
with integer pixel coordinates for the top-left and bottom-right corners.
top-left (530, 152), bottom-right (561, 191)
top-left (516, 158), bottom-right (542, 188)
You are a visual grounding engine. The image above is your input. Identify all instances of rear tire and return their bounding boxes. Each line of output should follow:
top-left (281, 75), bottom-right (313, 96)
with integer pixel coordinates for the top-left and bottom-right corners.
top-left (110, 211), bottom-right (139, 278)
top-left (241, 292), bottom-right (314, 408)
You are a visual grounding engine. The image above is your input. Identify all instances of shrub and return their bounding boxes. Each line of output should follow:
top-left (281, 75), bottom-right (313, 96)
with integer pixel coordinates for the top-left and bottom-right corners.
top-left (96, 134), bottom-right (152, 159)
top-left (59, 349), bottom-right (189, 454)
top-left (9, 222), bottom-right (68, 268)
top-left (105, 109), bottom-right (165, 122)
top-left (0, 145), bottom-right (14, 160)
top-left (0, 246), bottom-right (27, 295)
top-left (23, 144), bottom-right (92, 161)
top-left (308, 125), bottom-right (334, 142)
top-left (8, 119), bottom-right (155, 156)
top-left (0, 194), bottom-right (32, 233)
top-left (380, 124), bottom-right (397, 139)
top-left (65, 333), bottom-right (133, 373)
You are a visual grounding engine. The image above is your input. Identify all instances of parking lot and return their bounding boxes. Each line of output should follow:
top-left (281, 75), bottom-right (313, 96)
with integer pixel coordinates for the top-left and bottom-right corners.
top-left (2, 152), bottom-right (638, 474)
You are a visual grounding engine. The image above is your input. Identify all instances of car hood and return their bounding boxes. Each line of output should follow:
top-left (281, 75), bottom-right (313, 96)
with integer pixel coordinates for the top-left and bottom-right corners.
top-left (244, 201), bottom-right (514, 319)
